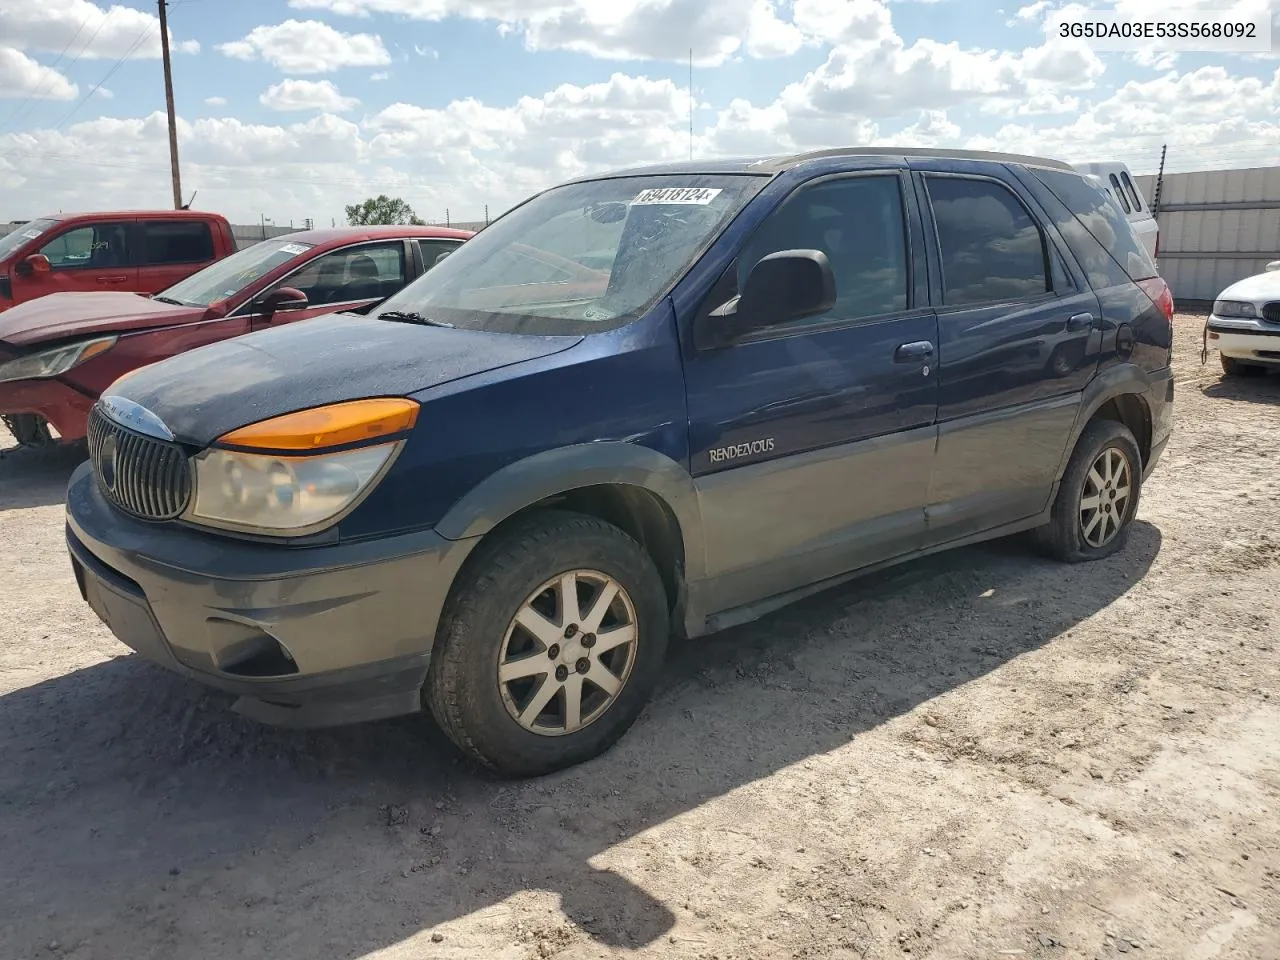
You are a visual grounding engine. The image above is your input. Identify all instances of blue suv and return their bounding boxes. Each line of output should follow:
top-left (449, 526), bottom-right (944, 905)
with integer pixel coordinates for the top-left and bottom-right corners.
top-left (65, 149), bottom-right (1175, 776)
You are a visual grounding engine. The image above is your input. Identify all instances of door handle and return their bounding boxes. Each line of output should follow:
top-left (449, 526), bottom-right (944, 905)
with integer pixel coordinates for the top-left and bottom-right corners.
top-left (95, 276), bottom-right (128, 284)
top-left (894, 340), bottom-right (935, 362)
top-left (1066, 312), bottom-right (1095, 332)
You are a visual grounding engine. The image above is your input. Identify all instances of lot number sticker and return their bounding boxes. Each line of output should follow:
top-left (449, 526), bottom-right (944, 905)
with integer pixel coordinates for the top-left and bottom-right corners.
top-left (631, 187), bottom-right (722, 206)
top-left (278, 243), bottom-right (309, 255)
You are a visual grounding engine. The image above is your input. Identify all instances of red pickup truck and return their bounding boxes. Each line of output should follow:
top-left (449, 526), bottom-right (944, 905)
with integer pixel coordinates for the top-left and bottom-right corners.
top-left (0, 211), bottom-right (236, 313)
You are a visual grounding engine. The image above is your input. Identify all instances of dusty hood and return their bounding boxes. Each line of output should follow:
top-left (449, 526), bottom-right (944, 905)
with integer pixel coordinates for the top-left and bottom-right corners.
top-left (104, 312), bottom-right (583, 446)
top-left (1217, 271), bottom-right (1280, 304)
top-left (0, 292), bottom-right (205, 347)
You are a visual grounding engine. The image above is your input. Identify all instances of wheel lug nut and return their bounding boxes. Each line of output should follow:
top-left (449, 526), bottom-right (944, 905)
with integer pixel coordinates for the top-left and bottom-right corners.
top-left (582, 633), bottom-right (596, 648)
top-left (555, 665), bottom-right (569, 682)
top-left (547, 644), bottom-right (560, 659)
top-left (576, 658), bottom-right (590, 674)
top-left (564, 624), bottom-right (578, 639)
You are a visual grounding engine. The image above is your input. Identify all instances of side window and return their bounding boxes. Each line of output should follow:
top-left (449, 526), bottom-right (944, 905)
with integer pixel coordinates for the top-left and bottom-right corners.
top-left (1030, 169), bottom-right (1158, 287)
top-left (279, 243), bottom-right (406, 307)
top-left (143, 221), bottom-right (215, 265)
top-left (926, 177), bottom-right (1050, 306)
top-left (418, 239), bottom-right (460, 269)
top-left (1120, 171), bottom-right (1144, 212)
top-left (736, 175), bottom-right (909, 329)
top-left (1109, 174), bottom-right (1131, 213)
top-left (39, 223), bottom-right (133, 269)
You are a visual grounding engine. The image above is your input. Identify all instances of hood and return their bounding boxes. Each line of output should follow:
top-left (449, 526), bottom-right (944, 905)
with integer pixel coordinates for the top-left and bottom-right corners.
top-left (0, 292), bottom-right (205, 347)
top-left (1218, 271), bottom-right (1280, 304)
top-left (105, 312), bottom-right (584, 446)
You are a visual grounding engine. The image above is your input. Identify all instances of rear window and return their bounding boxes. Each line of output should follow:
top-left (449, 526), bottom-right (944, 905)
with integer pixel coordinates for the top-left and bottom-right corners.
top-left (1030, 169), bottom-right (1158, 286)
top-left (1108, 174), bottom-right (1131, 213)
top-left (144, 221), bottom-right (215, 265)
top-left (1120, 171), bottom-right (1144, 212)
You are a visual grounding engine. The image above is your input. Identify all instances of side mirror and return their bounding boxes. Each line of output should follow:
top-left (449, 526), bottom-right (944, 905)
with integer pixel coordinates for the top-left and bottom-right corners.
top-left (701, 250), bottom-right (836, 348)
top-left (15, 253), bottom-right (51, 277)
top-left (433, 250), bottom-right (453, 266)
top-left (260, 286), bottom-right (308, 315)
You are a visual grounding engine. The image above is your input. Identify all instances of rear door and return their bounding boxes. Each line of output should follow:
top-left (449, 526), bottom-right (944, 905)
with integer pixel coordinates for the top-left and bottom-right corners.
top-left (11, 218), bottom-right (139, 302)
top-left (136, 219), bottom-right (218, 294)
top-left (416, 238), bottom-right (465, 273)
top-left (683, 168), bottom-right (939, 614)
top-left (912, 162), bottom-right (1101, 546)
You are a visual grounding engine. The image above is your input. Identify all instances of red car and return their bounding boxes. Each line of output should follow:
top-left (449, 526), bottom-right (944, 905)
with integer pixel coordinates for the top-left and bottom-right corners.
top-left (0, 225), bottom-right (472, 446)
top-left (0, 211), bottom-right (237, 312)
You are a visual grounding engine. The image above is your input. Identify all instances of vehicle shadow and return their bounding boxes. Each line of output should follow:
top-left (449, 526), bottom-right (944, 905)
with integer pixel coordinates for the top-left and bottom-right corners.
top-left (0, 442), bottom-right (85, 511)
top-left (0, 522), bottom-right (1161, 958)
top-left (1200, 371), bottom-right (1280, 406)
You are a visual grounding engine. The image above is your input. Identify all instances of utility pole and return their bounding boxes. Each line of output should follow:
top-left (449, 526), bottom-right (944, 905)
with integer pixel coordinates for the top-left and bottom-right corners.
top-left (158, 0), bottom-right (183, 210)
top-left (689, 48), bottom-right (693, 161)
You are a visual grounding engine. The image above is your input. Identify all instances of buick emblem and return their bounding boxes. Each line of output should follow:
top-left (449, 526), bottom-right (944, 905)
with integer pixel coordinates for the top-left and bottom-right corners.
top-left (99, 434), bottom-right (118, 491)
top-left (99, 393), bottom-right (175, 441)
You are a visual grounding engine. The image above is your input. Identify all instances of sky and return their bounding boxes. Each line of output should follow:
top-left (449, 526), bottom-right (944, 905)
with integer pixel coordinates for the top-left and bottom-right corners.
top-left (0, 0), bottom-right (1276, 227)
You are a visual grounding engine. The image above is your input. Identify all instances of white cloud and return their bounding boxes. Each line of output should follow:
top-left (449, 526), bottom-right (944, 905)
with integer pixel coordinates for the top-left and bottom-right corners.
top-left (218, 19), bottom-right (391, 74)
top-left (0, 47), bottom-right (77, 100)
top-left (260, 79), bottom-right (360, 113)
top-left (413, 43), bottom-right (438, 58)
top-left (205, 96), bottom-right (228, 107)
top-left (370, 71), bottom-right (390, 80)
top-left (0, 0), bottom-right (199, 60)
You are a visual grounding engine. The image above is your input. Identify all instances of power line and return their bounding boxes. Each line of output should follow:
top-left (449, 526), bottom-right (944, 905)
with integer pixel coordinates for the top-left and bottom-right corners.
top-left (49, 24), bottom-right (157, 133)
top-left (0, 9), bottom-right (109, 133)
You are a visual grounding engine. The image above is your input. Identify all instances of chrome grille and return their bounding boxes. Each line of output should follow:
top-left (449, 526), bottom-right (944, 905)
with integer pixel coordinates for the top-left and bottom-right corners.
top-left (87, 405), bottom-right (191, 520)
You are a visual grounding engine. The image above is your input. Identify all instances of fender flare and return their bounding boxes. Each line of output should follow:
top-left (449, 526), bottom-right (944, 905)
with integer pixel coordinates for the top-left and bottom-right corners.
top-left (433, 442), bottom-right (707, 582)
top-left (1057, 362), bottom-right (1157, 480)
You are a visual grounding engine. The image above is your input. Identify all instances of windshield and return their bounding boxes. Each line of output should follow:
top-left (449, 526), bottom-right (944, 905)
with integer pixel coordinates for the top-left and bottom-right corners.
top-left (0, 218), bottom-right (58, 261)
top-left (159, 237), bottom-right (316, 307)
top-left (374, 174), bottom-right (765, 335)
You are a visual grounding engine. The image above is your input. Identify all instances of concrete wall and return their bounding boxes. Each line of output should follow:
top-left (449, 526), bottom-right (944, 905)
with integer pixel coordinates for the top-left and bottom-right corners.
top-left (1134, 166), bottom-right (1280, 303)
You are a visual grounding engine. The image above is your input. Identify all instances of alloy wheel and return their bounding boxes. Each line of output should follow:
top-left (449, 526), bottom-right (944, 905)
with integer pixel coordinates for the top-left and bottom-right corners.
top-left (1079, 446), bottom-right (1132, 548)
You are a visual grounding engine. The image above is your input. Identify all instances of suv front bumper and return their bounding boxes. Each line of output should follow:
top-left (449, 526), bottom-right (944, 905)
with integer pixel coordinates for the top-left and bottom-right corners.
top-left (65, 461), bottom-right (479, 727)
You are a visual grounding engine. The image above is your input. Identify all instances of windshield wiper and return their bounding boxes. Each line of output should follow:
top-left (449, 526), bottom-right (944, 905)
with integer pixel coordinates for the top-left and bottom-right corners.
top-left (151, 295), bottom-right (186, 306)
top-left (376, 310), bottom-right (454, 328)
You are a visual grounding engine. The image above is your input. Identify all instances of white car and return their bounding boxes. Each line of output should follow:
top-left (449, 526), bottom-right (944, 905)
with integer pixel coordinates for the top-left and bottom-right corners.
top-left (1072, 161), bottom-right (1159, 264)
top-left (1207, 261), bottom-right (1280, 376)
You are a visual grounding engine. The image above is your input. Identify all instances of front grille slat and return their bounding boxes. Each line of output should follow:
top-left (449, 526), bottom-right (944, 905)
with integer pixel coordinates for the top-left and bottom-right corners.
top-left (1263, 302), bottom-right (1280, 325)
top-left (87, 406), bottom-right (191, 521)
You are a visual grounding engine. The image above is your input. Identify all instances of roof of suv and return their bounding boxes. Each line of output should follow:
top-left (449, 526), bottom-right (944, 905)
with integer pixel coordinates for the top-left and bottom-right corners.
top-left (579, 147), bottom-right (1077, 181)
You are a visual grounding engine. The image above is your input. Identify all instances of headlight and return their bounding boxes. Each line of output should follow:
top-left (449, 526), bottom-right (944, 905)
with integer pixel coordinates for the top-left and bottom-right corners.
top-left (189, 443), bottom-right (399, 533)
top-left (185, 397), bottom-right (420, 535)
top-left (1213, 300), bottom-right (1258, 319)
top-left (0, 335), bottom-right (116, 384)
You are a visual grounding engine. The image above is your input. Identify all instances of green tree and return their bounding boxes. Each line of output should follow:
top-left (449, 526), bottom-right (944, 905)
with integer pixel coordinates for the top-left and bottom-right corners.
top-left (345, 195), bottom-right (426, 226)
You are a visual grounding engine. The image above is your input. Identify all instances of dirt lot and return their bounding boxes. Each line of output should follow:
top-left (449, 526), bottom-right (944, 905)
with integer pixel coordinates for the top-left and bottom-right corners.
top-left (0, 313), bottom-right (1277, 960)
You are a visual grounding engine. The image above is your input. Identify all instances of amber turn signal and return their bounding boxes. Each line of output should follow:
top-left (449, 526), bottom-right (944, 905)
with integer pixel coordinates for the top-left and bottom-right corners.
top-left (217, 397), bottom-right (420, 451)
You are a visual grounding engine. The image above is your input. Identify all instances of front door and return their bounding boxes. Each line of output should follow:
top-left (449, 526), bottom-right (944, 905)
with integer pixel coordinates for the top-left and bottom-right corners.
top-left (912, 166), bottom-right (1102, 545)
top-left (683, 170), bottom-right (939, 615)
top-left (11, 219), bottom-right (139, 303)
top-left (249, 240), bottom-right (412, 329)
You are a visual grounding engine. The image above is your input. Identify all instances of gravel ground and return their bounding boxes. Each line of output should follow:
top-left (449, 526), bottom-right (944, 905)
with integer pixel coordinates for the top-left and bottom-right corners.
top-left (0, 313), bottom-right (1277, 960)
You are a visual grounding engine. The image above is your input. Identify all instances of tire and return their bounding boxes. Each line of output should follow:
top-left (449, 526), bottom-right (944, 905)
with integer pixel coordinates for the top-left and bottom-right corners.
top-left (1221, 355), bottom-right (1264, 377)
top-left (1035, 419), bottom-right (1142, 563)
top-left (1, 413), bottom-right (53, 447)
top-left (425, 510), bottom-right (670, 777)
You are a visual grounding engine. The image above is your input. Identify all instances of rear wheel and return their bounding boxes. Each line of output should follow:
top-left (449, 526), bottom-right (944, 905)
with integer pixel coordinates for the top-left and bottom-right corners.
top-left (425, 510), bottom-right (669, 777)
top-left (1036, 419), bottom-right (1142, 563)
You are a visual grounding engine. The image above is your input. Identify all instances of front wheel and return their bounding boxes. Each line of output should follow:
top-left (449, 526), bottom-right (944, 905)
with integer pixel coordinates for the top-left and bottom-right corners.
top-left (1035, 419), bottom-right (1142, 563)
top-left (1221, 355), bottom-right (1265, 377)
top-left (425, 510), bottom-right (669, 777)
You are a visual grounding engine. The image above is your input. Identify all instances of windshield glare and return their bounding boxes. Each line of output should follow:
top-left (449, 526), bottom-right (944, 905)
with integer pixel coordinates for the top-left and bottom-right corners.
top-left (0, 218), bottom-right (58, 261)
top-left (375, 174), bottom-right (764, 334)
top-left (159, 238), bottom-right (316, 308)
